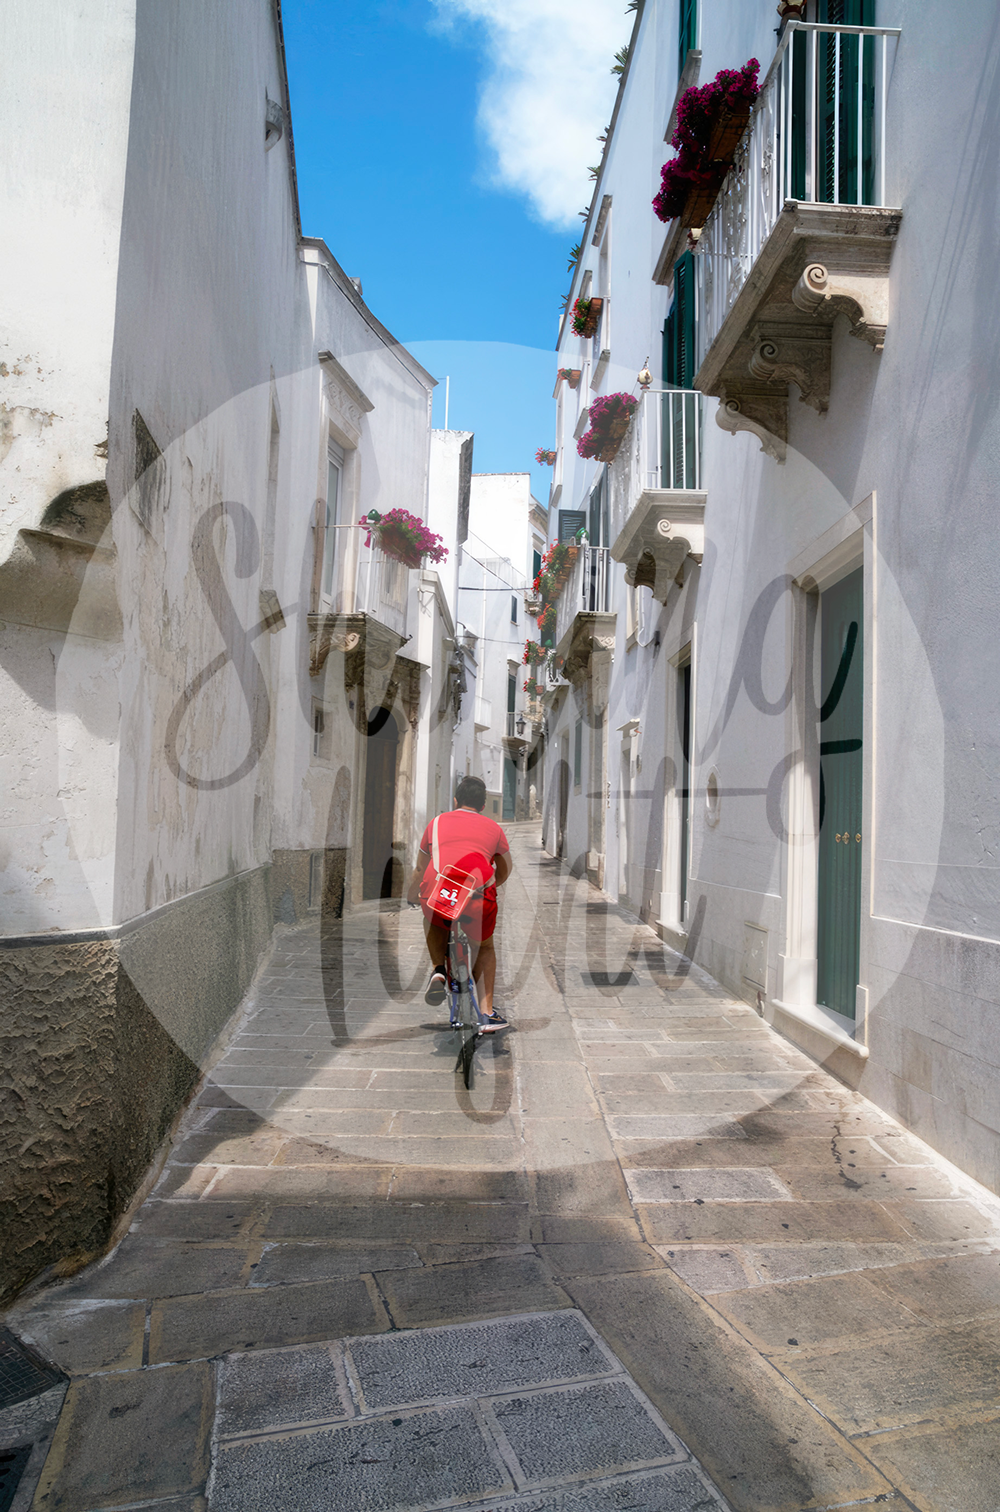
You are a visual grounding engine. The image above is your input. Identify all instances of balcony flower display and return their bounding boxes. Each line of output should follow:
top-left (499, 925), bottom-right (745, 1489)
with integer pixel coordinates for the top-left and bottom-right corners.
top-left (653, 59), bottom-right (760, 226)
top-left (358, 508), bottom-right (447, 568)
top-left (523, 639), bottom-right (548, 668)
top-left (523, 675), bottom-right (540, 697)
top-left (558, 368), bottom-right (582, 389)
top-left (538, 605), bottom-right (557, 645)
top-left (570, 296), bottom-right (603, 338)
top-left (535, 448), bottom-right (557, 466)
top-left (577, 391), bottom-right (638, 463)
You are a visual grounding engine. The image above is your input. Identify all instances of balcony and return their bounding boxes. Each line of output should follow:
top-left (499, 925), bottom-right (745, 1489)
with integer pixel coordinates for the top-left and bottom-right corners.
top-left (553, 545), bottom-right (615, 704)
top-left (360, 544), bottom-right (408, 637)
top-left (608, 389), bottom-right (706, 600)
top-left (474, 697), bottom-right (492, 732)
top-left (688, 21), bottom-right (902, 459)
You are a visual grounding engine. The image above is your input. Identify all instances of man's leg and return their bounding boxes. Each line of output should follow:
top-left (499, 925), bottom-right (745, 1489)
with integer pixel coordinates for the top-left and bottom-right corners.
top-left (470, 936), bottom-right (496, 1016)
top-left (424, 917), bottom-right (449, 970)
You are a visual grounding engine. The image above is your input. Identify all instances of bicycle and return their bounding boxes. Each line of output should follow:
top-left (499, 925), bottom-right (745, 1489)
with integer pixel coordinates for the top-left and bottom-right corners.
top-left (444, 882), bottom-right (491, 1089)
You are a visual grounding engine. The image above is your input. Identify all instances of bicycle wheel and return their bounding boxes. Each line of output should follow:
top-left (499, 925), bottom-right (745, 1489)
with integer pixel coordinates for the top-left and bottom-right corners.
top-left (459, 1017), bottom-right (476, 1088)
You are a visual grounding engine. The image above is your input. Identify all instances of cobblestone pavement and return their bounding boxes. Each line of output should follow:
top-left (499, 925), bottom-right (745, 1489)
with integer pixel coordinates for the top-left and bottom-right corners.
top-left (6, 824), bottom-right (1000, 1510)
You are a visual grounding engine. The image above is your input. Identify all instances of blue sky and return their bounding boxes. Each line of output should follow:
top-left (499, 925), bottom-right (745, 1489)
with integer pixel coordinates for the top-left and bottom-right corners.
top-left (281, 0), bottom-right (625, 505)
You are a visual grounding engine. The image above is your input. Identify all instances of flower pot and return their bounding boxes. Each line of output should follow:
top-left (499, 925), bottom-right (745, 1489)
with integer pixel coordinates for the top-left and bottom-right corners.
top-left (678, 175), bottom-right (725, 228)
top-left (581, 297), bottom-right (603, 339)
top-left (378, 525), bottom-right (422, 569)
top-left (705, 100), bottom-right (753, 166)
top-left (567, 370), bottom-right (581, 390)
top-left (594, 413), bottom-right (632, 463)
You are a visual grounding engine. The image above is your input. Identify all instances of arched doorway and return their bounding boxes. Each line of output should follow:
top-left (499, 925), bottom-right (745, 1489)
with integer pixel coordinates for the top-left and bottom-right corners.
top-left (362, 707), bottom-right (399, 899)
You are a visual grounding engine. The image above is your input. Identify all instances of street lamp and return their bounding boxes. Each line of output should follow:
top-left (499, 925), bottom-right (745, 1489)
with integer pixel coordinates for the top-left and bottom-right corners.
top-left (515, 713), bottom-right (526, 736)
top-left (637, 358), bottom-right (652, 389)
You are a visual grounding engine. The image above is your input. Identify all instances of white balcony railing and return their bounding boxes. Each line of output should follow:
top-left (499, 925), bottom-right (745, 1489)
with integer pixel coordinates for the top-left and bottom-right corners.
top-left (360, 545), bottom-right (408, 635)
top-left (554, 545), bottom-right (612, 649)
top-left (694, 21), bottom-right (900, 371)
top-left (609, 389), bottom-right (703, 548)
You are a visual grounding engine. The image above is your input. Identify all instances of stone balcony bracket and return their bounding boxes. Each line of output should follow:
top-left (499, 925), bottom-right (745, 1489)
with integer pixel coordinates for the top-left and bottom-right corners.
top-left (609, 491), bottom-right (706, 604)
top-left (308, 610), bottom-right (408, 720)
top-left (748, 322), bottom-right (831, 414)
top-left (696, 202), bottom-right (901, 461)
top-left (554, 611), bottom-right (617, 714)
top-left (791, 262), bottom-right (889, 350)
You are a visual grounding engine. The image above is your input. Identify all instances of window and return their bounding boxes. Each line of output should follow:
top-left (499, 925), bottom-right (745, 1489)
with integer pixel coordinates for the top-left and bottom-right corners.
top-left (663, 252), bottom-right (696, 389)
top-left (322, 441), bottom-right (344, 599)
top-left (574, 717), bottom-right (583, 789)
top-left (678, 0), bottom-right (697, 74)
top-left (559, 509), bottom-right (586, 543)
top-left (312, 702), bottom-right (327, 760)
top-left (510, 594), bottom-right (518, 624)
top-left (532, 549), bottom-right (542, 581)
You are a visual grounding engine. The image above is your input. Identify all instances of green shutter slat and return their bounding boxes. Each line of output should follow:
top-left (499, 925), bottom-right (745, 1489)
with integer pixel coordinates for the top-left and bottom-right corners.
top-left (816, 567), bottom-right (863, 1018)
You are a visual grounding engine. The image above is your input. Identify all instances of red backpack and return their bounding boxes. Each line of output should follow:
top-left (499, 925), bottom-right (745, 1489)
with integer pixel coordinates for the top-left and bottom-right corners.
top-left (421, 814), bottom-right (480, 922)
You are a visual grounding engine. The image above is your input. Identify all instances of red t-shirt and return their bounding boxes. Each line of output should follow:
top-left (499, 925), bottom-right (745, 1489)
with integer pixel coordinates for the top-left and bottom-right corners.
top-left (419, 809), bottom-right (509, 889)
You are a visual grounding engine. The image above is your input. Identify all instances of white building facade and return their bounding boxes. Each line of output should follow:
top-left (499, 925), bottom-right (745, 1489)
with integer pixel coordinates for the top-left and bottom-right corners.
top-left (0, 0), bottom-right (464, 1297)
top-left (457, 475), bottom-right (545, 823)
top-left (539, 0), bottom-right (1000, 1195)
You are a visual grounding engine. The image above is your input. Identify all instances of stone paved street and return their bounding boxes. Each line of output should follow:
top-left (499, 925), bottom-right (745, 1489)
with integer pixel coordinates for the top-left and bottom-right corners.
top-left (7, 825), bottom-right (1000, 1510)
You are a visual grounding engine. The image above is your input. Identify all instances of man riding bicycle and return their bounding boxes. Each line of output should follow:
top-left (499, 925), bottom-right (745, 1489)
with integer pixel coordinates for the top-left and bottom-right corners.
top-left (406, 775), bottom-right (511, 1031)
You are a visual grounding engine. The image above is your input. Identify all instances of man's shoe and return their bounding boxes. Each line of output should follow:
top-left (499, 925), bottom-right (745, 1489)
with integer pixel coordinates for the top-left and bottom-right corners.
top-left (424, 967), bottom-right (447, 1006)
top-left (478, 1010), bottom-right (508, 1033)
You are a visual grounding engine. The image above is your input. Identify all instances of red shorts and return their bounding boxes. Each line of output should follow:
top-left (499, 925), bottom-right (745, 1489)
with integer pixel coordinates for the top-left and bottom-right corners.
top-left (421, 885), bottom-right (497, 943)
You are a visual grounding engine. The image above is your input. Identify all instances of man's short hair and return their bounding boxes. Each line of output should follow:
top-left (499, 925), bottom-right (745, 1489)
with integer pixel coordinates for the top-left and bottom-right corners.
top-left (455, 775), bottom-right (487, 812)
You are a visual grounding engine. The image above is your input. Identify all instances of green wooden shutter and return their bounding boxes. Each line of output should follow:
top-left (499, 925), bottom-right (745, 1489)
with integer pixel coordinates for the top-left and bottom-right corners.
top-left (816, 567), bottom-right (864, 1018)
top-left (817, 0), bottom-right (876, 205)
top-left (558, 509), bottom-right (586, 542)
top-left (663, 254), bottom-right (697, 485)
top-left (678, 0), bottom-right (697, 75)
top-left (664, 253), bottom-right (695, 388)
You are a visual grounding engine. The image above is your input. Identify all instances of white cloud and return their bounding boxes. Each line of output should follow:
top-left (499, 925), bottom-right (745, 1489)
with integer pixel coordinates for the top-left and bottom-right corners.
top-left (430, 0), bottom-right (628, 230)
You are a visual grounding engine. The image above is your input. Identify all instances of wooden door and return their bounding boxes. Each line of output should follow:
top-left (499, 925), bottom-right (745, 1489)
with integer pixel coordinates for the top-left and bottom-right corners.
top-left (816, 567), bottom-right (863, 1016)
top-left (362, 713), bottom-right (398, 899)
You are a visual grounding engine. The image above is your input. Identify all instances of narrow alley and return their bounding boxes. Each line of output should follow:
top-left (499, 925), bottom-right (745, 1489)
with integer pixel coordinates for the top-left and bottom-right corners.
top-left (7, 827), bottom-right (1000, 1512)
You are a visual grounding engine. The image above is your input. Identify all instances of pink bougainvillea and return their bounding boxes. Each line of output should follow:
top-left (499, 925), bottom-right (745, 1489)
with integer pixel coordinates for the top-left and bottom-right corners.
top-left (653, 59), bottom-right (760, 223)
top-left (577, 392), bottom-right (638, 460)
top-left (359, 508), bottom-right (448, 566)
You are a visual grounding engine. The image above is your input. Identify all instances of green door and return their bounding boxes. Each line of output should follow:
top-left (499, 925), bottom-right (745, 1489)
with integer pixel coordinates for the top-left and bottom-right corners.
top-left (503, 756), bottom-right (517, 821)
top-left (816, 567), bottom-right (863, 1017)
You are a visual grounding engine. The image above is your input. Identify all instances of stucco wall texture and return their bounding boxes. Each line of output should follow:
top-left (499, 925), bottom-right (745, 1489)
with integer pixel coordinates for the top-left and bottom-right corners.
top-left (0, 869), bottom-right (271, 1303)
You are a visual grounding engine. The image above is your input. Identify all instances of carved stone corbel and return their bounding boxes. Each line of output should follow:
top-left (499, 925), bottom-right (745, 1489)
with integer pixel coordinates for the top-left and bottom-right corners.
top-left (748, 322), bottom-right (831, 413)
top-left (792, 263), bottom-right (889, 350)
top-left (715, 386), bottom-right (788, 463)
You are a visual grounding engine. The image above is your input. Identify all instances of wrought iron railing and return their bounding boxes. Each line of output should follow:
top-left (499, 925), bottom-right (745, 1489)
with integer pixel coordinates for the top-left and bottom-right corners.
top-left (694, 21), bottom-right (900, 371)
top-left (608, 389), bottom-right (703, 547)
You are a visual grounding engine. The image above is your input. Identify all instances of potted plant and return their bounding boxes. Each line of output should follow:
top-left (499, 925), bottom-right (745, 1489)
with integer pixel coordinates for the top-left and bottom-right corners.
top-left (653, 59), bottom-right (760, 228)
top-left (571, 296), bottom-right (603, 338)
top-left (539, 605), bottom-right (557, 645)
top-left (535, 448), bottom-right (557, 466)
top-left (577, 392), bottom-right (639, 464)
top-left (558, 368), bottom-right (582, 390)
top-left (523, 640), bottom-right (547, 668)
top-left (359, 508), bottom-right (448, 569)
